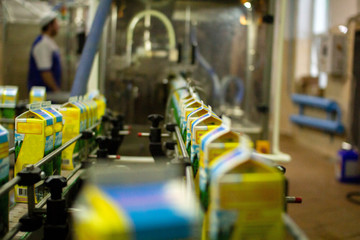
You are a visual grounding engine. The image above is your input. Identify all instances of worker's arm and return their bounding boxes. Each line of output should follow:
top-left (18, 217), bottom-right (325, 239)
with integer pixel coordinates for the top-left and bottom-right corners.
top-left (40, 71), bottom-right (61, 92)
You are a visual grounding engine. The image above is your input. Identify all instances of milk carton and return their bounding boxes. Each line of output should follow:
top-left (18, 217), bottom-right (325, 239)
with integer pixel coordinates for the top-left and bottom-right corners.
top-left (189, 112), bottom-right (222, 175)
top-left (170, 89), bottom-right (188, 126)
top-left (2, 86), bottom-right (18, 130)
top-left (14, 103), bottom-right (54, 202)
top-left (70, 97), bottom-right (86, 132)
top-left (42, 101), bottom-right (63, 175)
top-left (79, 97), bottom-right (96, 129)
top-left (0, 126), bottom-right (9, 238)
top-left (205, 144), bottom-right (285, 240)
top-left (72, 167), bottom-right (200, 240)
top-left (88, 100), bottom-right (98, 126)
top-left (29, 86), bottom-right (46, 103)
top-left (87, 91), bottom-right (106, 135)
top-left (181, 100), bottom-right (202, 137)
top-left (198, 118), bottom-right (241, 209)
top-left (185, 103), bottom-right (209, 148)
top-left (87, 90), bottom-right (106, 121)
top-left (59, 101), bottom-right (82, 170)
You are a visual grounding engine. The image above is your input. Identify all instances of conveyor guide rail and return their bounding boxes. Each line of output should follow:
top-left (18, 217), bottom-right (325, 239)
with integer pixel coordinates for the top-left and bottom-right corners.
top-left (0, 122), bottom-right (99, 198)
top-left (0, 122), bottom-right (100, 240)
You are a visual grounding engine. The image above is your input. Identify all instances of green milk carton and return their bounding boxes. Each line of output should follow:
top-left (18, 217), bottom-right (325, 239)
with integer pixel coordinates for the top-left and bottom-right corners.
top-left (2, 86), bottom-right (18, 131)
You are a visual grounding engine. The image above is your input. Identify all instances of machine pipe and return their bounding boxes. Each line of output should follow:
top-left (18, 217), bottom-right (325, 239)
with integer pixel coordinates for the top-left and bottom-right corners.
top-left (175, 126), bottom-right (189, 161)
top-left (70, 0), bottom-right (112, 96)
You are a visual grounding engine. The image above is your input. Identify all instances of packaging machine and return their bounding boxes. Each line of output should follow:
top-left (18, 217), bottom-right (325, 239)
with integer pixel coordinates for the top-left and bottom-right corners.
top-left (0, 0), bottom-right (306, 239)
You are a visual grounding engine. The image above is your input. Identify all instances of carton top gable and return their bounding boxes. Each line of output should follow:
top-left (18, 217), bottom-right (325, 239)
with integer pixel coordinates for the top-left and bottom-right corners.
top-left (191, 113), bottom-right (221, 133)
top-left (71, 102), bottom-right (85, 113)
top-left (17, 109), bottom-right (54, 126)
top-left (32, 109), bottom-right (54, 126)
top-left (4, 86), bottom-right (18, 96)
top-left (209, 147), bottom-right (285, 185)
top-left (61, 102), bottom-right (81, 109)
top-left (212, 131), bottom-right (239, 143)
top-left (43, 107), bottom-right (62, 123)
top-left (229, 159), bottom-right (278, 174)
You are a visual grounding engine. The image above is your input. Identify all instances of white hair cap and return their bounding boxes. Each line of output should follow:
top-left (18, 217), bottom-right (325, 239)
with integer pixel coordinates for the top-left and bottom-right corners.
top-left (39, 11), bottom-right (58, 28)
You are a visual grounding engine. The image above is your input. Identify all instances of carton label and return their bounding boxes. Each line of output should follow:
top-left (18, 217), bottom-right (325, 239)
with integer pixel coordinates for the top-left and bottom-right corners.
top-left (17, 122), bottom-right (42, 134)
top-left (55, 132), bottom-right (63, 147)
top-left (45, 135), bottom-right (54, 153)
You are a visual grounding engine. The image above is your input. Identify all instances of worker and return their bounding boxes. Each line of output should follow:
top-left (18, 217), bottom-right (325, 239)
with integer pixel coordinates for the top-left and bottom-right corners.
top-left (28, 12), bottom-right (61, 92)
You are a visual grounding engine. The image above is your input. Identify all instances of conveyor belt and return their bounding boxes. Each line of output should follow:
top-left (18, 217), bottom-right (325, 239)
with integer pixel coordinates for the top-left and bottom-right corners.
top-left (8, 169), bottom-right (84, 239)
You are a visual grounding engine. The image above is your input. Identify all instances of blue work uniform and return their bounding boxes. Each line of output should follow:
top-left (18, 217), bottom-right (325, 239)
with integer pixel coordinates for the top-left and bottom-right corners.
top-left (28, 34), bottom-right (61, 92)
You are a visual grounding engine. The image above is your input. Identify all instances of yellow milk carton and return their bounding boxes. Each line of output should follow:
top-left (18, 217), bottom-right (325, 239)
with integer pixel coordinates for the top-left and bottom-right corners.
top-left (87, 91), bottom-right (105, 135)
top-left (90, 100), bottom-right (99, 125)
top-left (2, 86), bottom-right (18, 106)
top-left (14, 103), bottom-right (54, 203)
top-left (78, 97), bottom-right (91, 129)
top-left (70, 97), bottom-right (87, 132)
top-left (198, 118), bottom-right (241, 209)
top-left (185, 105), bottom-right (220, 154)
top-left (178, 92), bottom-right (193, 112)
top-left (85, 100), bottom-right (98, 151)
top-left (59, 100), bottom-right (82, 170)
top-left (73, 167), bottom-right (200, 240)
top-left (205, 144), bottom-right (285, 240)
top-left (179, 94), bottom-right (194, 130)
top-left (190, 112), bottom-right (222, 175)
top-left (185, 103), bottom-right (209, 148)
top-left (170, 88), bottom-right (189, 126)
top-left (72, 99), bottom-right (89, 161)
top-left (81, 97), bottom-right (98, 129)
top-left (29, 86), bottom-right (46, 103)
top-left (181, 100), bottom-right (202, 136)
top-left (42, 101), bottom-right (63, 175)
top-left (180, 92), bottom-right (199, 133)
top-left (87, 90), bottom-right (106, 120)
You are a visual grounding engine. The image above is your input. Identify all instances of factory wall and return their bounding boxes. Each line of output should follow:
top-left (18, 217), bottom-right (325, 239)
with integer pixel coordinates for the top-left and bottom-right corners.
top-left (279, 0), bottom-right (358, 157)
top-left (2, 24), bottom-right (38, 99)
top-left (2, 22), bottom-right (73, 100)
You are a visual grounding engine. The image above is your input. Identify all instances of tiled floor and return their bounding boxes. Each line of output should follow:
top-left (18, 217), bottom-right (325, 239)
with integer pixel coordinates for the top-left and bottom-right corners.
top-left (281, 136), bottom-right (360, 240)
